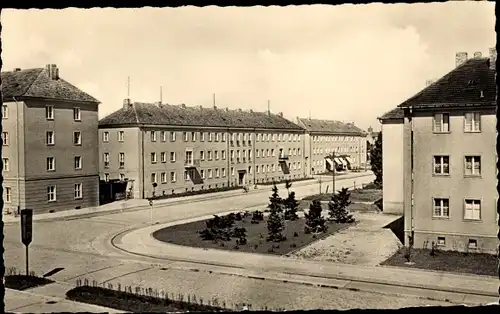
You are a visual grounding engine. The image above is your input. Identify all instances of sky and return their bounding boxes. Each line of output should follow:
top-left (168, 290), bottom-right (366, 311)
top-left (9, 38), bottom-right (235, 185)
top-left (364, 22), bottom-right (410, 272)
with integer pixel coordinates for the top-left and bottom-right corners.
top-left (1, 3), bottom-right (496, 131)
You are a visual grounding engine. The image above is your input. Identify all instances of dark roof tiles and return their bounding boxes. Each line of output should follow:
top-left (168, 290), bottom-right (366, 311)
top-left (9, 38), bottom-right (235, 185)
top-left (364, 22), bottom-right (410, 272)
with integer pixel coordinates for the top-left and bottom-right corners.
top-left (378, 107), bottom-right (404, 121)
top-left (296, 118), bottom-right (365, 136)
top-left (1, 67), bottom-right (99, 103)
top-left (99, 102), bottom-right (304, 130)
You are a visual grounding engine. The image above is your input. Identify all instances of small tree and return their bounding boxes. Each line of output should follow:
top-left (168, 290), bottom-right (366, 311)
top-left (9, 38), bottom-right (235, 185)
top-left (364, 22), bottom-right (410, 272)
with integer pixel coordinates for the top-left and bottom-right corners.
top-left (284, 191), bottom-right (300, 221)
top-left (304, 200), bottom-right (327, 234)
top-left (370, 132), bottom-right (382, 186)
top-left (328, 187), bottom-right (355, 223)
top-left (266, 184), bottom-right (285, 242)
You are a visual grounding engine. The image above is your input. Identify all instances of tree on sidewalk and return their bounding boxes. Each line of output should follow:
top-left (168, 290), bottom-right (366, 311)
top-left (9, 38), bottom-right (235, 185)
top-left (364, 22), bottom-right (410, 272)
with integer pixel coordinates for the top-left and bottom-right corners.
top-left (266, 184), bottom-right (286, 242)
top-left (370, 132), bottom-right (383, 186)
top-left (328, 187), bottom-right (355, 223)
top-left (304, 200), bottom-right (327, 234)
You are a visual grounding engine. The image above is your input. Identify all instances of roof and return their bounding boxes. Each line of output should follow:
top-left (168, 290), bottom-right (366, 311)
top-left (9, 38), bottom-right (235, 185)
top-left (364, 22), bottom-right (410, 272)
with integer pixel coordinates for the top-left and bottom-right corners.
top-left (99, 102), bottom-right (305, 131)
top-left (296, 118), bottom-right (365, 136)
top-left (398, 58), bottom-right (496, 109)
top-left (378, 107), bottom-right (404, 121)
top-left (1, 67), bottom-right (99, 103)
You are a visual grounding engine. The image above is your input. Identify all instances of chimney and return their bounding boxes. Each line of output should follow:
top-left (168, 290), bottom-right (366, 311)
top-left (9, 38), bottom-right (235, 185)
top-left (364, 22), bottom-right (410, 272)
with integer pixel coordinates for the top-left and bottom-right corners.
top-left (473, 51), bottom-right (482, 59)
top-left (278, 112), bottom-right (283, 117)
top-left (14, 68), bottom-right (21, 72)
top-left (180, 104), bottom-right (186, 108)
top-left (455, 52), bottom-right (468, 67)
top-left (249, 109), bottom-right (253, 113)
top-left (489, 47), bottom-right (497, 70)
top-left (425, 79), bottom-right (434, 87)
top-left (123, 98), bottom-right (132, 110)
top-left (49, 64), bottom-right (59, 80)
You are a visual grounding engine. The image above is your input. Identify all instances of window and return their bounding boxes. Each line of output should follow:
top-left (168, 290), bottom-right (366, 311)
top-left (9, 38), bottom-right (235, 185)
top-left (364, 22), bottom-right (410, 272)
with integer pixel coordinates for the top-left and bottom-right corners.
top-left (433, 198), bottom-right (449, 218)
top-left (192, 132), bottom-right (196, 141)
top-left (120, 174), bottom-right (125, 181)
top-left (216, 133), bottom-right (220, 142)
top-left (161, 152), bottom-right (167, 163)
top-left (248, 150), bottom-right (252, 159)
top-left (105, 173), bottom-right (110, 181)
top-left (73, 132), bottom-right (82, 145)
top-left (200, 151), bottom-right (205, 160)
top-left (256, 150), bottom-right (260, 158)
top-left (2, 158), bottom-right (10, 171)
top-left (248, 166), bottom-right (252, 174)
top-left (118, 131), bottom-right (124, 142)
top-left (267, 149), bottom-right (270, 157)
top-left (464, 199), bottom-right (481, 220)
top-left (46, 157), bottom-right (55, 171)
top-left (170, 152), bottom-right (176, 162)
top-left (298, 148), bottom-right (301, 156)
top-left (47, 185), bottom-right (56, 202)
top-left (222, 168), bottom-right (226, 177)
top-left (271, 149), bottom-right (275, 157)
top-left (200, 132), bottom-right (205, 142)
top-left (464, 112), bottom-right (481, 132)
top-left (215, 168), bottom-right (220, 178)
top-left (222, 133), bottom-right (226, 142)
top-left (222, 150), bottom-right (226, 160)
top-left (464, 156), bottom-right (481, 176)
top-left (4, 187), bottom-right (11, 203)
top-left (256, 165), bottom-right (260, 173)
top-left (74, 156), bottom-right (82, 169)
top-left (170, 131), bottom-right (176, 141)
top-left (433, 156), bottom-right (449, 175)
top-left (2, 132), bottom-right (8, 146)
top-left (298, 162), bottom-right (301, 169)
top-left (151, 152), bottom-right (157, 163)
top-left (208, 151), bottom-right (213, 160)
top-left (46, 105), bottom-right (54, 120)
top-left (201, 169), bottom-right (206, 179)
top-left (119, 152), bottom-right (125, 168)
top-left (272, 134), bottom-right (276, 141)
top-left (161, 131), bottom-right (167, 142)
top-left (74, 183), bottom-right (82, 199)
top-left (208, 169), bottom-right (213, 178)
top-left (103, 132), bottom-right (109, 142)
top-left (183, 132), bottom-right (188, 141)
top-left (231, 167), bottom-right (235, 176)
top-left (151, 131), bottom-right (157, 142)
top-left (437, 237), bottom-right (446, 246)
top-left (433, 113), bottom-right (450, 133)
top-left (160, 172), bottom-right (167, 183)
top-left (73, 107), bottom-right (81, 121)
top-left (170, 171), bottom-right (176, 182)
top-left (468, 239), bottom-right (478, 249)
top-left (231, 150), bottom-right (235, 159)
top-left (104, 153), bottom-right (110, 167)
top-left (208, 133), bottom-right (213, 142)
top-left (151, 173), bottom-right (157, 183)
top-left (2, 105), bottom-right (8, 119)
top-left (185, 151), bottom-right (193, 165)
top-left (272, 164), bottom-right (276, 172)
top-left (215, 150), bottom-right (219, 160)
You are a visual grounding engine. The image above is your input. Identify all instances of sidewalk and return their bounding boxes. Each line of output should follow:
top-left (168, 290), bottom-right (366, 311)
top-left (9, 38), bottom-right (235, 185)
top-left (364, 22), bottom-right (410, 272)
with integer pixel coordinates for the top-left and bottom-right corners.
top-left (3, 171), bottom-right (372, 224)
top-left (112, 216), bottom-right (499, 300)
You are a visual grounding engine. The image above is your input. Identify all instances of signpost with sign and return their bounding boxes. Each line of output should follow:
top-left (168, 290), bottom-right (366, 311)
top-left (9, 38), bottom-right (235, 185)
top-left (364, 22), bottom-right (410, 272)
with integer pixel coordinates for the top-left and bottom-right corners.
top-left (20, 209), bottom-right (33, 276)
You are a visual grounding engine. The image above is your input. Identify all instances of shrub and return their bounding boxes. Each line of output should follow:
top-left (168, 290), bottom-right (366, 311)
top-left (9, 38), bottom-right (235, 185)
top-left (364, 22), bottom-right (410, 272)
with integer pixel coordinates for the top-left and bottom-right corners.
top-left (304, 200), bottom-right (328, 234)
top-left (328, 188), bottom-right (355, 223)
top-left (234, 212), bottom-right (243, 221)
top-left (232, 227), bottom-right (247, 238)
top-left (252, 210), bottom-right (264, 221)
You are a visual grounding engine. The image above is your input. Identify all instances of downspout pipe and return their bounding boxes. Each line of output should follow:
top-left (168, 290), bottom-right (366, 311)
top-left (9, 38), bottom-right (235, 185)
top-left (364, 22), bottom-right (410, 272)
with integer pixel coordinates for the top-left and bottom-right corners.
top-left (12, 97), bottom-right (21, 213)
top-left (141, 128), bottom-right (145, 199)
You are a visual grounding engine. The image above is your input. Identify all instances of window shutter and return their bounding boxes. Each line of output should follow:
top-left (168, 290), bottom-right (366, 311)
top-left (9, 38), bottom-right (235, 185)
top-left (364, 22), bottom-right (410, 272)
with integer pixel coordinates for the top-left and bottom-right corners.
top-left (434, 114), bottom-right (442, 131)
top-left (464, 113), bottom-right (472, 131)
top-left (473, 113), bottom-right (481, 131)
top-left (442, 114), bottom-right (449, 131)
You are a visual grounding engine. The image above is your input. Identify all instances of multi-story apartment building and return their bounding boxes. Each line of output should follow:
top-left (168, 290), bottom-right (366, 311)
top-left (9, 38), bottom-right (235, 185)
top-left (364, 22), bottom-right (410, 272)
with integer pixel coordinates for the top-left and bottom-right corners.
top-left (296, 118), bottom-right (367, 176)
top-left (1, 64), bottom-right (100, 214)
top-left (378, 107), bottom-right (404, 214)
top-left (98, 101), bottom-right (306, 199)
top-left (398, 48), bottom-right (497, 253)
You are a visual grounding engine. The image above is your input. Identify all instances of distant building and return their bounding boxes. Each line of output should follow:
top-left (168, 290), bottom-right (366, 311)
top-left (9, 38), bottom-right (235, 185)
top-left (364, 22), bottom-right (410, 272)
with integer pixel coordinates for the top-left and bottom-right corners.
top-left (98, 101), bottom-right (306, 199)
top-left (398, 48), bottom-right (497, 253)
top-left (378, 107), bottom-right (404, 214)
top-left (296, 118), bottom-right (367, 176)
top-left (366, 126), bottom-right (380, 146)
top-left (1, 65), bottom-right (100, 214)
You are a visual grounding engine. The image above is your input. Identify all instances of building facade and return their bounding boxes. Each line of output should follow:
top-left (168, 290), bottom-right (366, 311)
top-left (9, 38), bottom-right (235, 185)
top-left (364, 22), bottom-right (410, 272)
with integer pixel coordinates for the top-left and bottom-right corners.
top-left (2, 64), bottom-right (100, 214)
top-left (99, 101), bottom-right (307, 199)
top-left (378, 108), bottom-right (404, 214)
top-left (296, 118), bottom-right (367, 176)
top-left (399, 49), bottom-right (497, 254)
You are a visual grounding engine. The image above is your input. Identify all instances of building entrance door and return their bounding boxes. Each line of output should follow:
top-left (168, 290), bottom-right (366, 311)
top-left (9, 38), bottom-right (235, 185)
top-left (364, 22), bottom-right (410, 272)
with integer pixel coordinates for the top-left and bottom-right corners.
top-left (238, 171), bottom-right (245, 186)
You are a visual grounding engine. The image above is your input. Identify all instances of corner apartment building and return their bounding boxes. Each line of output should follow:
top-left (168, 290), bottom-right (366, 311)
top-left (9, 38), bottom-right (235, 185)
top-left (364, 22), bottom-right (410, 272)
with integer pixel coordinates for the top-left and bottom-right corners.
top-left (399, 48), bottom-right (497, 253)
top-left (1, 64), bottom-right (100, 214)
top-left (98, 101), bottom-right (306, 199)
top-left (296, 118), bottom-right (367, 176)
top-left (378, 107), bottom-right (404, 214)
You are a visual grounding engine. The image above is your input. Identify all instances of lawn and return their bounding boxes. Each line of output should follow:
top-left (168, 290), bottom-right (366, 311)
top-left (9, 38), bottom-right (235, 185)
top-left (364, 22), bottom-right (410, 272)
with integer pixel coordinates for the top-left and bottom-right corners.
top-left (381, 247), bottom-right (498, 277)
top-left (302, 189), bottom-right (382, 203)
top-left (66, 286), bottom-right (227, 312)
top-left (152, 215), bottom-right (352, 255)
top-left (5, 275), bottom-right (55, 291)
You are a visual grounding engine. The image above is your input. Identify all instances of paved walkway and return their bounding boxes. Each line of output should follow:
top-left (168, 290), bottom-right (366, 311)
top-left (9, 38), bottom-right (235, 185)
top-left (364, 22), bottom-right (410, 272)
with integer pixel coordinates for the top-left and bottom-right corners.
top-left (2, 172), bottom-right (371, 224)
top-left (112, 214), bottom-right (499, 300)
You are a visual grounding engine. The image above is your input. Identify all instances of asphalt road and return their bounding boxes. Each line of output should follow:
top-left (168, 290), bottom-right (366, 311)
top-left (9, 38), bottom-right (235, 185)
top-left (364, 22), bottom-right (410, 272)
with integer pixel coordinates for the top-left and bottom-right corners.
top-left (2, 173), bottom-right (459, 310)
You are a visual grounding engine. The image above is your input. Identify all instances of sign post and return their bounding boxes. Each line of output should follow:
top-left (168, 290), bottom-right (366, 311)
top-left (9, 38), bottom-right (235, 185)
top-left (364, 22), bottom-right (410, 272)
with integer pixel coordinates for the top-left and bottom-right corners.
top-left (20, 209), bottom-right (33, 276)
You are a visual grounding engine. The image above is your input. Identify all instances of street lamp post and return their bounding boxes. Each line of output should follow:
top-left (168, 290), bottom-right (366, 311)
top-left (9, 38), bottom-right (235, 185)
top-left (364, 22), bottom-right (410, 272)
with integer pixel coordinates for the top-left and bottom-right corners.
top-left (325, 152), bottom-right (336, 196)
top-left (150, 183), bottom-right (157, 225)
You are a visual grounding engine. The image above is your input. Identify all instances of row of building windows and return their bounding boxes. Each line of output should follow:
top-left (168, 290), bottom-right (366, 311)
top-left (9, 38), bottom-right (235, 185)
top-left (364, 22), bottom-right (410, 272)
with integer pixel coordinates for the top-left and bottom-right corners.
top-left (2, 131), bottom-right (83, 146)
top-left (2, 105), bottom-right (82, 122)
top-left (432, 155), bottom-right (485, 176)
top-left (432, 198), bottom-right (492, 221)
top-left (313, 146), bottom-right (359, 155)
top-left (433, 112), bottom-right (483, 133)
top-left (312, 135), bottom-right (359, 142)
top-left (2, 184), bottom-right (83, 203)
top-left (2, 156), bottom-right (83, 172)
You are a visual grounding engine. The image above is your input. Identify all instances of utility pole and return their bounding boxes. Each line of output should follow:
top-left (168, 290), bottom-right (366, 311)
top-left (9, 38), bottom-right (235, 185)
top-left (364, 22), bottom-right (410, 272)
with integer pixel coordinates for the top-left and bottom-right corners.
top-left (331, 152), bottom-right (336, 195)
